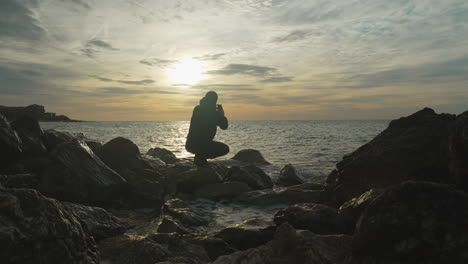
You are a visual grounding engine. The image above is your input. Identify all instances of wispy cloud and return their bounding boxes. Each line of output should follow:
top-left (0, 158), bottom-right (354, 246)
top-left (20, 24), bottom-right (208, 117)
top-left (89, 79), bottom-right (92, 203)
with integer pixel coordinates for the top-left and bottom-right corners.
top-left (193, 53), bottom-right (226, 61)
top-left (272, 30), bottom-right (311, 43)
top-left (81, 39), bottom-right (118, 58)
top-left (92, 75), bottom-right (154, 85)
top-left (190, 84), bottom-right (261, 91)
top-left (207, 64), bottom-right (277, 77)
top-left (61, 0), bottom-right (91, 9)
top-left (140, 58), bottom-right (178, 67)
top-left (260, 76), bottom-right (293, 83)
top-left (0, 0), bottom-right (45, 41)
top-left (98, 87), bottom-right (179, 96)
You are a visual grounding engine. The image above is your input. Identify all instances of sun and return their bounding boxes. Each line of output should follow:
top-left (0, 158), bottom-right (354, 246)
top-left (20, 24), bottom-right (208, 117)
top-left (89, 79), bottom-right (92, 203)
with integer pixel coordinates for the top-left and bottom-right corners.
top-left (169, 59), bottom-right (205, 85)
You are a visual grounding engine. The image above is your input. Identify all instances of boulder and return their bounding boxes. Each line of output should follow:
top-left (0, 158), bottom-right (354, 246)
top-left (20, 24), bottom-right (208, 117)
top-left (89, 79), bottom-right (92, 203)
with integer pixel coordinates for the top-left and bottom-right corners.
top-left (146, 147), bottom-right (179, 164)
top-left (225, 165), bottom-right (273, 190)
top-left (215, 218), bottom-right (276, 250)
top-left (176, 166), bottom-right (222, 194)
top-left (449, 111), bottom-right (468, 191)
top-left (235, 187), bottom-right (325, 206)
top-left (188, 235), bottom-right (235, 261)
top-left (85, 140), bottom-right (103, 154)
top-left (63, 202), bottom-right (131, 241)
top-left (213, 223), bottom-right (352, 264)
top-left (276, 164), bottom-right (305, 187)
top-left (97, 137), bottom-right (149, 174)
top-left (0, 173), bottom-right (39, 189)
top-left (231, 149), bottom-right (270, 165)
top-left (157, 216), bottom-right (190, 234)
top-left (0, 188), bottom-right (98, 263)
top-left (287, 182), bottom-right (325, 190)
top-left (39, 139), bottom-right (127, 206)
top-left (0, 113), bottom-right (23, 169)
top-left (326, 108), bottom-right (456, 206)
top-left (11, 115), bottom-right (47, 155)
top-left (353, 181), bottom-right (468, 263)
top-left (274, 203), bottom-right (350, 235)
top-left (164, 199), bottom-right (211, 227)
top-left (42, 129), bottom-right (74, 151)
top-left (338, 188), bottom-right (384, 229)
top-left (194, 181), bottom-right (251, 200)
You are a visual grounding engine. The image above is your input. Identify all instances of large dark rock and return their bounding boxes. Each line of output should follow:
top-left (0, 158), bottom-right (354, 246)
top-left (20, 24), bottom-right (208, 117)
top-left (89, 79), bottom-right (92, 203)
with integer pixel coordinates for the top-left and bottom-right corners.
top-left (85, 140), bottom-right (103, 154)
top-left (39, 139), bottom-right (127, 206)
top-left (338, 188), bottom-right (384, 230)
top-left (326, 108), bottom-right (456, 206)
top-left (176, 166), bottom-right (222, 194)
top-left (235, 186), bottom-right (325, 206)
top-left (449, 111), bottom-right (468, 191)
top-left (164, 199), bottom-right (211, 227)
top-left (98, 137), bottom-right (149, 174)
top-left (231, 149), bottom-right (270, 165)
top-left (215, 218), bottom-right (276, 250)
top-left (157, 216), bottom-right (190, 234)
top-left (0, 187), bottom-right (98, 264)
top-left (213, 223), bottom-right (352, 264)
top-left (11, 115), bottom-right (47, 155)
top-left (42, 129), bottom-right (74, 151)
top-left (194, 181), bottom-right (251, 200)
top-left (63, 202), bottom-right (131, 241)
top-left (0, 114), bottom-right (23, 169)
top-left (225, 165), bottom-right (273, 190)
top-left (188, 235), bottom-right (235, 261)
top-left (276, 164), bottom-right (305, 187)
top-left (353, 181), bottom-right (468, 263)
top-left (274, 203), bottom-right (350, 235)
top-left (0, 173), bottom-right (39, 189)
top-left (146, 147), bottom-right (179, 164)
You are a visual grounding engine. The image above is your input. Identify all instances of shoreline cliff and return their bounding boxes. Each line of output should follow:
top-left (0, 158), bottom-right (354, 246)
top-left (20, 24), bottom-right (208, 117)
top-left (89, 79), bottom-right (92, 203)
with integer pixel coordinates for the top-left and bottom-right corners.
top-left (0, 104), bottom-right (81, 122)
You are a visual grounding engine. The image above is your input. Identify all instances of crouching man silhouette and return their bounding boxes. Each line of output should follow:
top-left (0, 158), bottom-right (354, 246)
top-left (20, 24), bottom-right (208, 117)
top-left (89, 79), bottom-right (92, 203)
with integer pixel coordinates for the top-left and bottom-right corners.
top-left (185, 91), bottom-right (229, 166)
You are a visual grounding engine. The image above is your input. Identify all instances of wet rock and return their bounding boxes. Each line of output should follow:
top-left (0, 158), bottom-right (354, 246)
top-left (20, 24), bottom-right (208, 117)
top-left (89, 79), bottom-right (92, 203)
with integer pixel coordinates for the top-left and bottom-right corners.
top-left (215, 218), bottom-right (276, 250)
top-left (39, 139), bottom-right (127, 206)
top-left (142, 154), bottom-right (167, 170)
top-left (225, 165), bottom-right (273, 190)
top-left (276, 164), bottom-right (305, 187)
top-left (11, 115), bottom-right (47, 155)
top-left (235, 187), bottom-right (324, 206)
top-left (85, 140), bottom-right (102, 154)
top-left (274, 203), bottom-right (350, 235)
top-left (176, 166), bottom-right (222, 194)
top-left (124, 168), bottom-right (165, 208)
top-left (338, 188), bottom-right (384, 229)
top-left (42, 129), bottom-right (74, 151)
top-left (0, 188), bottom-right (98, 263)
top-left (97, 137), bottom-right (150, 174)
top-left (157, 216), bottom-right (190, 234)
top-left (231, 149), bottom-right (270, 165)
top-left (353, 181), bottom-right (468, 263)
top-left (164, 199), bottom-right (211, 226)
top-left (99, 233), bottom-right (211, 264)
top-left (326, 108), bottom-right (456, 206)
top-left (449, 111), bottom-right (468, 191)
top-left (0, 113), bottom-right (23, 169)
top-left (194, 181), bottom-right (251, 200)
top-left (287, 182), bottom-right (325, 191)
top-left (213, 223), bottom-right (352, 264)
top-left (63, 202), bottom-right (131, 241)
top-left (0, 173), bottom-right (39, 189)
top-left (188, 236), bottom-right (235, 261)
top-left (146, 147), bottom-right (179, 164)
top-left (209, 162), bottom-right (229, 178)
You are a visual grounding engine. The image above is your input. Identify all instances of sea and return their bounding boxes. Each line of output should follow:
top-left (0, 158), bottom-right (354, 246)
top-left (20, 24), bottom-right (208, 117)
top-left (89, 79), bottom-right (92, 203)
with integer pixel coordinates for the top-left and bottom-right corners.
top-left (40, 120), bottom-right (390, 231)
top-left (41, 120), bottom-right (389, 182)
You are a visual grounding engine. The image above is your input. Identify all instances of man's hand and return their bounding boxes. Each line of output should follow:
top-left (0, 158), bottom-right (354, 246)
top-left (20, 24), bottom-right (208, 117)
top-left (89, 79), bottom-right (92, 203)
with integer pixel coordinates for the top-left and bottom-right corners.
top-left (217, 104), bottom-right (224, 116)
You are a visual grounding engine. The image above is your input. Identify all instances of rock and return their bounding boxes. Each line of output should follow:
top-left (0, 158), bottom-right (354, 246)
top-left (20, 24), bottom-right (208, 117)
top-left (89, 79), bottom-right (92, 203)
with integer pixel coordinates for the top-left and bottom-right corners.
top-left (0, 104), bottom-right (78, 122)
top-left (164, 199), bottom-right (211, 227)
top-left (449, 111), bottom-right (468, 191)
top-left (188, 236), bottom-right (235, 261)
top-left (157, 216), bottom-right (190, 234)
top-left (194, 181), bottom-right (251, 200)
top-left (353, 181), bottom-right (468, 263)
top-left (99, 233), bottom-right (211, 264)
top-left (209, 162), bottom-right (229, 178)
top-left (11, 115), bottom-right (47, 155)
top-left (63, 202), bottom-right (131, 241)
top-left (176, 167), bottom-right (222, 194)
top-left (231, 149), bottom-right (270, 165)
top-left (215, 218), bottom-right (276, 250)
top-left (235, 187), bottom-right (325, 206)
top-left (274, 203), bottom-right (350, 235)
top-left (0, 188), bottom-right (98, 263)
top-left (213, 223), bottom-right (352, 264)
top-left (85, 140), bottom-right (102, 154)
top-left (42, 129), bottom-right (74, 151)
top-left (0, 114), bottom-right (23, 170)
top-left (0, 173), bottom-right (39, 189)
top-left (146, 147), bottom-right (179, 164)
top-left (225, 165), bottom-right (273, 190)
top-left (338, 188), bottom-right (384, 229)
top-left (276, 164), bottom-right (305, 187)
top-left (326, 108), bottom-right (456, 206)
top-left (287, 182), bottom-right (325, 190)
top-left (142, 154), bottom-right (167, 170)
top-left (39, 139), bottom-right (127, 206)
top-left (97, 137), bottom-right (150, 174)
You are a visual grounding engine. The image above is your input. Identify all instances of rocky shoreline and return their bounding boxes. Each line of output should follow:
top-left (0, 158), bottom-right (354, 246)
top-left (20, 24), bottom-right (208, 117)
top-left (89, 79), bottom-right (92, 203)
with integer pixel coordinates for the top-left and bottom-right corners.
top-left (1, 107), bottom-right (468, 264)
top-left (0, 104), bottom-right (81, 122)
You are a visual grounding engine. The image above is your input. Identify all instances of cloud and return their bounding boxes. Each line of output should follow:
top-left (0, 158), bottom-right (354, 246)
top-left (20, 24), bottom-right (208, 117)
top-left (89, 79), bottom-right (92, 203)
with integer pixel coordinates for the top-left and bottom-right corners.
top-left (0, 0), bottom-right (46, 41)
top-left (81, 38), bottom-right (118, 57)
top-left (193, 53), bottom-right (226, 61)
top-left (207, 64), bottom-right (277, 77)
top-left (272, 30), bottom-right (311, 43)
top-left (190, 84), bottom-right (261, 91)
top-left (98, 87), bottom-right (179, 96)
top-left (61, 0), bottom-right (91, 9)
top-left (92, 75), bottom-right (155, 85)
top-left (140, 58), bottom-right (178, 67)
top-left (260, 76), bottom-right (293, 83)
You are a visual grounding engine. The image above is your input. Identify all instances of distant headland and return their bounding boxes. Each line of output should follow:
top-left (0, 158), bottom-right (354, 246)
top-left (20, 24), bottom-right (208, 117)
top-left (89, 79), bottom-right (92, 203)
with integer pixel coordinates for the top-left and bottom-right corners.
top-left (0, 104), bottom-right (81, 122)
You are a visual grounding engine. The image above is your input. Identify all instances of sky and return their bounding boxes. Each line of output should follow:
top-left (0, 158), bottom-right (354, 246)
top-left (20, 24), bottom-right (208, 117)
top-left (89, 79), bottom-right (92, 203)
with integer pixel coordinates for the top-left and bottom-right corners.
top-left (0, 0), bottom-right (467, 121)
